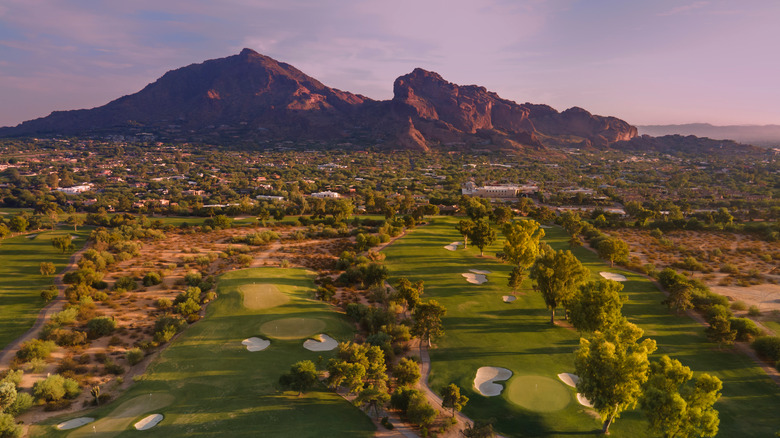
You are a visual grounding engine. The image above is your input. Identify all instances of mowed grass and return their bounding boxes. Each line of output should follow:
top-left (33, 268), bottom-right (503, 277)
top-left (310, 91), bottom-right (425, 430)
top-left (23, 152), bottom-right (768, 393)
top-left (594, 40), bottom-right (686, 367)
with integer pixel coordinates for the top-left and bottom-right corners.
top-left (32, 268), bottom-right (375, 438)
top-left (382, 216), bottom-right (780, 437)
top-left (0, 228), bottom-right (91, 349)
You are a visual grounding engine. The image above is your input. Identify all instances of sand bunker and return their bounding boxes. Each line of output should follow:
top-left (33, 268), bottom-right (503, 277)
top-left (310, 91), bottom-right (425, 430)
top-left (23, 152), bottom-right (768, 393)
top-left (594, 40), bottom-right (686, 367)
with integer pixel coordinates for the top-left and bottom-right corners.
top-left (26, 234), bottom-right (38, 239)
top-left (557, 373), bottom-right (579, 388)
top-left (57, 418), bottom-right (94, 430)
top-left (576, 393), bottom-right (594, 408)
top-left (462, 273), bottom-right (488, 285)
top-left (502, 295), bottom-right (517, 303)
top-left (474, 367), bottom-right (513, 396)
top-left (444, 241), bottom-right (462, 251)
top-left (303, 334), bottom-right (338, 351)
top-left (240, 283), bottom-right (290, 310)
top-left (134, 414), bottom-right (163, 430)
top-left (469, 269), bottom-right (492, 275)
top-left (242, 337), bottom-right (271, 352)
top-left (599, 272), bottom-right (627, 282)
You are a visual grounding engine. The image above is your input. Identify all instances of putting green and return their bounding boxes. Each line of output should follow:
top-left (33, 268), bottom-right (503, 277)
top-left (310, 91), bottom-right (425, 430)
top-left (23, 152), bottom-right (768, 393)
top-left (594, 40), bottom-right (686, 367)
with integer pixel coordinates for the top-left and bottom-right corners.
top-left (506, 376), bottom-right (570, 413)
top-left (240, 283), bottom-right (290, 310)
top-left (260, 317), bottom-right (326, 340)
top-left (67, 393), bottom-right (174, 438)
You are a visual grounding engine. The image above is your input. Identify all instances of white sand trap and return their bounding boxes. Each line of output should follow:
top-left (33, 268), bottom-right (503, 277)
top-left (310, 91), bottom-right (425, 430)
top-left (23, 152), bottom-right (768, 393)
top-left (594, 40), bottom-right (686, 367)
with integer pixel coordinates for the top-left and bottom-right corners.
top-left (503, 295), bottom-right (517, 303)
top-left (26, 234), bottom-right (38, 239)
top-left (70, 235), bottom-right (78, 240)
top-left (444, 241), bottom-right (462, 251)
top-left (56, 417), bottom-right (94, 430)
top-left (474, 367), bottom-right (513, 397)
top-left (303, 334), bottom-right (338, 351)
top-left (558, 373), bottom-right (579, 388)
top-left (470, 269), bottom-right (492, 275)
top-left (134, 414), bottom-right (163, 430)
top-left (242, 337), bottom-right (270, 352)
top-left (462, 273), bottom-right (488, 285)
top-left (599, 272), bottom-right (627, 282)
top-left (540, 225), bottom-right (552, 228)
top-left (576, 393), bottom-right (594, 408)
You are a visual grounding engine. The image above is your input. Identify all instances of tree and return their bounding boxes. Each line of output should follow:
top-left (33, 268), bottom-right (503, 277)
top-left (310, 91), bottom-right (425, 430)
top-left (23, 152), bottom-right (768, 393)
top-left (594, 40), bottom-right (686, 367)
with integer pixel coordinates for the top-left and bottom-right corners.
top-left (0, 413), bottom-right (22, 438)
top-left (575, 321), bottom-right (657, 434)
top-left (491, 205), bottom-right (513, 224)
top-left (413, 300), bottom-right (447, 347)
top-left (706, 316), bottom-right (736, 348)
top-left (569, 280), bottom-right (626, 333)
top-left (329, 198), bottom-right (354, 221)
top-left (463, 420), bottom-right (496, 438)
top-left (508, 267), bottom-right (523, 292)
top-left (393, 358), bottom-right (421, 386)
top-left (499, 219), bottom-right (544, 290)
top-left (0, 381), bottom-right (16, 412)
top-left (7, 216), bottom-right (27, 234)
top-left (469, 218), bottom-right (497, 256)
top-left (39, 262), bottom-right (56, 276)
top-left (455, 219), bottom-right (475, 249)
top-left (51, 235), bottom-right (74, 253)
top-left (395, 278), bottom-right (423, 313)
top-left (326, 359), bottom-right (366, 393)
top-left (279, 360), bottom-right (319, 395)
top-left (354, 383), bottom-right (390, 419)
top-left (641, 355), bottom-right (722, 438)
top-left (406, 392), bottom-right (438, 428)
top-left (663, 281), bottom-right (694, 314)
top-left (530, 248), bottom-right (590, 324)
top-left (596, 237), bottom-right (629, 267)
top-left (440, 383), bottom-right (468, 417)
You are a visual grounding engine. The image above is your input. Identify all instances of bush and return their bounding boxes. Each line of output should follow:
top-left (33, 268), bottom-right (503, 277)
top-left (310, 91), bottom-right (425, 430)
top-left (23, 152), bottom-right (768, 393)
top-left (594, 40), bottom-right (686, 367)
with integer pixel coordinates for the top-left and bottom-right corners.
top-left (142, 272), bottom-right (162, 287)
top-left (380, 416), bottom-right (394, 430)
top-left (0, 413), bottom-right (22, 438)
top-left (103, 359), bottom-right (124, 375)
top-left (51, 307), bottom-right (78, 325)
top-left (86, 317), bottom-right (117, 338)
top-left (33, 375), bottom-right (66, 402)
top-left (41, 286), bottom-right (58, 302)
top-left (113, 276), bottom-right (137, 291)
top-left (63, 378), bottom-right (81, 398)
top-left (156, 298), bottom-right (172, 310)
top-left (153, 316), bottom-right (186, 344)
top-left (752, 336), bottom-right (780, 362)
top-left (184, 271), bottom-right (202, 287)
top-left (730, 318), bottom-right (763, 342)
top-left (730, 301), bottom-right (748, 311)
top-left (705, 304), bottom-right (732, 323)
top-left (1, 370), bottom-right (23, 388)
top-left (748, 305), bottom-right (762, 316)
top-left (7, 392), bottom-right (33, 416)
top-left (126, 348), bottom-right (144, 366)
top-left (16, 339), bottom-right (56, 362)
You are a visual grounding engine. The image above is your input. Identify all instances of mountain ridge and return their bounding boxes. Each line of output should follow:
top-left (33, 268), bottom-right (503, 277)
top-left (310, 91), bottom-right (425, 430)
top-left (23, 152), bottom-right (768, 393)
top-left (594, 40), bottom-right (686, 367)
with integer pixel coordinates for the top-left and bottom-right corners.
top-left (1, 48), bottom-right (639, 151)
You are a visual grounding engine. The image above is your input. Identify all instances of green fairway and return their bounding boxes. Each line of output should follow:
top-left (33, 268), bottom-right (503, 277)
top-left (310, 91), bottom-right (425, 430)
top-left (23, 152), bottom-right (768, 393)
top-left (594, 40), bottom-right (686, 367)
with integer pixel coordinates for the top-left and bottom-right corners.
top-left (382, 216), bottom-right (780, 437)
top-left (33, 268), bottom-right (375, 438)
top-left (0, 228), bottom-right (91, 349)
top-left (240, 283), bottom-right (290, 310)
top-left (67, 393), bottom-right (174, 438)
top-left (506, 376), bottom-right (571, 413)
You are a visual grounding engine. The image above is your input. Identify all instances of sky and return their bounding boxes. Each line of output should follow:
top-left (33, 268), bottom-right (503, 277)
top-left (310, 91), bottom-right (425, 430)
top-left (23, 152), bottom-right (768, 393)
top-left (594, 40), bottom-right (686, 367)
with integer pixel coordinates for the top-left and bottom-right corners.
top-left (1, 0), bottom-right (779, 128)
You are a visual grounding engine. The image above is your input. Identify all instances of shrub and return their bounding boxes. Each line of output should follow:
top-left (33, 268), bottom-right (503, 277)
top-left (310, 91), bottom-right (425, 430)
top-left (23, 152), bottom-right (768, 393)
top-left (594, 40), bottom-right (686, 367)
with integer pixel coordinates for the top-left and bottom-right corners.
top-left (184, 271), bottom-right (202, 287)
top-left (153, 316), bottom-right (186, 344)
top-left (752, 336), bottom-right (780, 362)
top-left (63, 378), bottom-right (81, 398)
top-left (113, 276), bottom-right (137, 291)
top-left (380, 416), bottom-right (394, 430)
top-left (394, 358), bottom-right (421, 386)
top-left (142, 272), bottom-right (162, 287)
top-left (730, 318), bottom-right (763, 342)
top-left (7, 392), bottom-right (33, 416)
top-left (705, 304), bottom-right (733, 323)
top-left (1, 370), bottom-right (23, 388)
top-left (86, 317), bottom-right (117, 338)
top-left (103, 359), bottom-right (125, 375)
top-left (51, 307), bottom-right (79, 325)
top-left (720, 263), bottom-right (740, 275)
top-left (33, 374), bottom-right (66, 402)
top-left (41, 286), bottom-right (59, 302)
top-left (16, 339), bottom-right (56, 362)
top-left (0, 413), bottom-right (22, 438)
top-left (748, 305), bottom-right (762, 316)
top-left (156, 298), bottom-right (172, 310)
top-left (730, 301), bottom-right (748, 311)
top-left (126, 348), bottom-right (144, 366)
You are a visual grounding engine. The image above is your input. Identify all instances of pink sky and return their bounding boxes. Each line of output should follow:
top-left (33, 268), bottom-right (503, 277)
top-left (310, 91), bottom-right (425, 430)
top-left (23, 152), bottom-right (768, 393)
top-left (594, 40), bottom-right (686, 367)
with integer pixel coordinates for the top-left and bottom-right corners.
top-left (1, 0), bottom-right (779, 128)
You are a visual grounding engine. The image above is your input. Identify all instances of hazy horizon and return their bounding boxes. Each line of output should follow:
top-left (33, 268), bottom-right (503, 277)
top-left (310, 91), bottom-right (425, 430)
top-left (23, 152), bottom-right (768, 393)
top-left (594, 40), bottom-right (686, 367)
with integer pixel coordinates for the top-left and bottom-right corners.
top-left (1, 0), bottom-right (779, 128)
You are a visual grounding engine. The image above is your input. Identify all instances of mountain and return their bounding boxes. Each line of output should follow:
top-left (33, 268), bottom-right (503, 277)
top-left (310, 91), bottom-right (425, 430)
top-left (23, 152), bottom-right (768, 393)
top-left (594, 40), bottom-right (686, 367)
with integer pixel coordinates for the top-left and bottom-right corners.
top-left (0, 49), bottom-right (638, 151)
top-left (638, 123), bottom-right (780, 148)
top-left (613, 134), bottom-right (764, 155)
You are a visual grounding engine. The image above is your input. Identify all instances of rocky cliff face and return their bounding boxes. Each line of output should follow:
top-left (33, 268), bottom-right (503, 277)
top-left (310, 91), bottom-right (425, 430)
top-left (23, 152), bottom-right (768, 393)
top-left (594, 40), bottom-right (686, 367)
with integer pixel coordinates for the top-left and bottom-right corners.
top-left (0, 49), bottom-right (638, 151)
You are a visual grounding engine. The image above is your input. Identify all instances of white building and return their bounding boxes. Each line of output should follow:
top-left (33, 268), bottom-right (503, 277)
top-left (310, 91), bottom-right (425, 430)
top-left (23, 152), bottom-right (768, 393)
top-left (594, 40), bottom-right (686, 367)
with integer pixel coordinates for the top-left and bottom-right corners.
top-left (256, 195), bottom-right (285, 202)
top-left (57, 183), bottom-right (93, 194)
top-left (311, 191), bottom-right (341, 199)
top-left (462, 183), bottom-right (537, 198)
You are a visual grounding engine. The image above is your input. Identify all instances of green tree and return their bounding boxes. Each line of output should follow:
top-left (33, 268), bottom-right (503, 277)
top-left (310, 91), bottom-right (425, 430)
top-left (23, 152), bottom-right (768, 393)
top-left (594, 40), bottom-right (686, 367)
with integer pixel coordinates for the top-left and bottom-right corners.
top-left (440, 383), bottom-right (469, 417)
top-left (499, 219), bottom-right (544, 290)
top-left (0, 381), bottom-right (16, 412)
top-left (491, 205), bottom-right (513, 224)
top-left (575, 321), bottom-right (657, 434)
top-left (279, 360), bottom-right (319, 395)
top-left (406, 392), bottom-right (438, 428)
top-left (67, 215), bottom-right (84, 232)
top-left (354, 383), bottom-right (390, 419)
top-left (641, 355), bottom-right (722, 438)
top-left (596, 237), bottom-right (629, 267)
top-left (569, 280), bottom-right (626, 333)
top-left (706, 316), bottom-right (736, 348)
top-left (469, 218), bottom-right (497, 256)
top-left (329, 198), bottom-right (354, 221)
top-left (455, 219), bottom-right (475, 249)
top-left (8, 216), bottom-right (27, 234)
top-left (508, 267), bottom-right (523, 292)
top-left (395, 278), bottom-right (423, 313)
top-left (413, 300), bottom-right (447, 347)
top-left (39, 262), bottom-right (56, 276)
top-left (530, 248), bottom-right (590, 324)
top-left (0, 413), bottom-right (22, 438)
top-left (663, 281), bottom-right (694, 314)
top-left (463, 420), bottom-right (496, 438)
top-left (51, 235), bottom-right (74, 253)
top-left (393, 358), bottom-right (421, 386)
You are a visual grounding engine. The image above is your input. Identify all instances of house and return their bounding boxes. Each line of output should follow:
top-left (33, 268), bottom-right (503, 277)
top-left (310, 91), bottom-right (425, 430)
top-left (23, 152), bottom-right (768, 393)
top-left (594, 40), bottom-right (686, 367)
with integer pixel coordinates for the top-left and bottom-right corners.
top-left (311, 191), bottom-right (341, 199)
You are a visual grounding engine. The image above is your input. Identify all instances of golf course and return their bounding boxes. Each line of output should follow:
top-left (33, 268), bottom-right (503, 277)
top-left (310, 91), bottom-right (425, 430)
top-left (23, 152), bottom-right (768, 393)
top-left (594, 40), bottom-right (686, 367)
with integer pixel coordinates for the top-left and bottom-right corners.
top-left (381, 216), bottom-right (780, 437)
top-left (0, 228), bottom-right (91, 349)
top-left (31, 267), bottom-right (374, 437)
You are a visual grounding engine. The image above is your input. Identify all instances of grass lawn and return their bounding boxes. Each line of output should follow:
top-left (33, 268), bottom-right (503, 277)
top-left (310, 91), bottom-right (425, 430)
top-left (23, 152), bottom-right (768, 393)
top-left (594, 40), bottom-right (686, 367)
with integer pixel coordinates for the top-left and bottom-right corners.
top-left (0, 228), bottom-right (91, 349)
top-left (31, 267), bottom-right (375, 438)
top-left (382, 216), bottom-right (780, 437)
